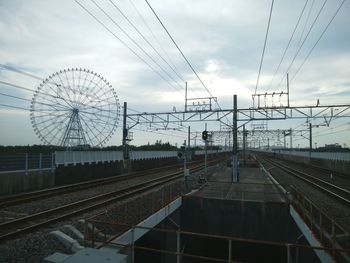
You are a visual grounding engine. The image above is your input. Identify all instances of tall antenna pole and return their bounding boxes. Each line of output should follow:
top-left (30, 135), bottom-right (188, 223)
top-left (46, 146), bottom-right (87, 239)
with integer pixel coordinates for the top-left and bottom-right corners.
top-left (122, 102), bottom-right (129, 171)
top-left (287, 73), bottom-right (290, 107)
top-left (232, 95), bottom-right (238, 182)
top-left (185, 81), bottom-right (188, 112)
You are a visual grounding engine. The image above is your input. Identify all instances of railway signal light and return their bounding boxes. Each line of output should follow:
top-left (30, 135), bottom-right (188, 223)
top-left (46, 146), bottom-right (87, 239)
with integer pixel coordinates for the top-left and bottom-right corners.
top-left (202, 130), bottom-right (208, 140)
top-left (178, 146), bottom-right (185, 159)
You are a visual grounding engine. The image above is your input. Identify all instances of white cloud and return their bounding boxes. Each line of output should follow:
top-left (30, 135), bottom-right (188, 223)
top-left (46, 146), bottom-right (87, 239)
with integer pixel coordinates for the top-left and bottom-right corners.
top-left (0, 0), bottom-right (349, 147)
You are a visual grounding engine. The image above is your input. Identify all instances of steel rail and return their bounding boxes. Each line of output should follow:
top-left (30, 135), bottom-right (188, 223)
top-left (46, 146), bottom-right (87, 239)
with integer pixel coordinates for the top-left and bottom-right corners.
top-left (263, 158), bottom-right (350, 205)
top-left (0, 159), bottom-right (208, 207)
top-left (0, 158), bottom-right (223, 242)
top-left (272, 154), bottom-right (350, 180)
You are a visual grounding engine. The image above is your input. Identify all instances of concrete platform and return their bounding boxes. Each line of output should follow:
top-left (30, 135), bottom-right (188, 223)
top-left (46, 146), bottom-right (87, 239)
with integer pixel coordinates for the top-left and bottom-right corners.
top-left (193, 166), bottom-right (286, 202)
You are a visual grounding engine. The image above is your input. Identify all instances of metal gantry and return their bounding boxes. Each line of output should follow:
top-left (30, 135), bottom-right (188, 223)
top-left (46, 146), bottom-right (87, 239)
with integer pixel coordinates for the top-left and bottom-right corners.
top-left (123, 92), bottom-right (350, 178)
top-left (126, 103), bottom-right (350, 129)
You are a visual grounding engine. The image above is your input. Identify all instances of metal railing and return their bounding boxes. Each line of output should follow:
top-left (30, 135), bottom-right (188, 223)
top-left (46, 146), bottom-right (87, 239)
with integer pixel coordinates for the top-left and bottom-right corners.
top-left (84, 182), bottom-right (350, 263)
top-left (0, 153), bottom-right (55, 174)
top-left (86, 214), bottom-right (350, 263)
top-left (290, 186), bottom-right (350, 263)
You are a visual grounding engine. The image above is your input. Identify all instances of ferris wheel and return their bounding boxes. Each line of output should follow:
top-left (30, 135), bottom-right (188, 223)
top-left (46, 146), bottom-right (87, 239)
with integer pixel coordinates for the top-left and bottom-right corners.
top-left (30, 68), bottom-right (120, 148)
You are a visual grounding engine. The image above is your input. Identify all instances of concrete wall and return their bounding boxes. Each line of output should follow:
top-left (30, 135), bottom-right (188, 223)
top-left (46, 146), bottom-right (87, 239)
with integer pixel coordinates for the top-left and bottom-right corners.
top-left (55, 157), bottom-right (179, 185)
top-left (179, 196), bottom-right (317, 263)
top-left (255, 150), bottom-right (350, 175)
top-left (0, 170), bottom-right (55, 195)
top-left (0, 157), bottom-right (179, 195)
top-left (181, 196), bottom-right (295, 241)
top-left (278, 153), bottom-right (350, 175)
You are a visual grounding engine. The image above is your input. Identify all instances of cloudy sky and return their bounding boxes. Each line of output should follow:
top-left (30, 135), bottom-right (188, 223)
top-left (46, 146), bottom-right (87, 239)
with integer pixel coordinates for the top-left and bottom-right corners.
top-left (0, 0), bottom-right (349, 148)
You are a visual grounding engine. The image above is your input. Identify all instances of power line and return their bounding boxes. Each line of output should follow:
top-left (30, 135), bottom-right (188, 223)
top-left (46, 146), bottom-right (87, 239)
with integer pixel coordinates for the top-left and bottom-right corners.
top-left (313, 122), bottom-right (349, 135)
top-left (0, 78), bottom-right (36, 93)
top-left (133, 127), bottom-right (186, 139)
top-left (253, 0), bottom-right (274, 97)
top-left (313, 128), bottom-right (349, 138)
top-left (291, 0), bottom-right (346, 82)
top-left (128, 0), bottom-right (180, 80)
top-left (276, 0), bottom-right (328, 89)
top-left (0, 103), bottom-right (28, 111)
top-left (0, 64), bottom-right (43, 81)
top-left (295, 0), bottom-right (315, 52)
top-left (74, 0), bottom-right (183, 94)
top-left (144, 0), bottom-right (231, 125)
top-left (109, 0), bottom-right (185, 84)
top-left (0, 78), bottom-right (115, 113)
top-left (89, 0), bottom-right (185, 93)
top-left (267, 0), bottom-right (309, 92)
top-left (127, 0), bottom-right (199, 97)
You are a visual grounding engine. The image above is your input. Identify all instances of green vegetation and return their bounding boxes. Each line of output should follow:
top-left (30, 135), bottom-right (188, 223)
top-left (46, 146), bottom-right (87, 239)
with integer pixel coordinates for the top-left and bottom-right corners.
top-left (0, 140), bottom-right (178, 153)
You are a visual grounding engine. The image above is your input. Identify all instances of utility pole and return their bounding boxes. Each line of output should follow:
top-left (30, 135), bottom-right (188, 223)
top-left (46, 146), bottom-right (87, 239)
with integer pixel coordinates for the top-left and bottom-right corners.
top-left (309, 123), bottom-right (312, 159)
top-left (188, 126), bottom-right (190, 149)
top-left (188, 126), bottom-right (191, 160)
top-left (287, 73), bottom-right (290, 107)
top-left (289, 128), bottom-right (293, 149)
top-left (283, 131), bottom-right (286, 149)
top-left (185, 82), bottom-right (188, 112)
top-left (205, 123), bottom-right (208, 173)
top-left (243, 124), bottom-right (246, 166)
top-left (228, 132), bottom-right (231, 149)
top-left (232, 95), bottom-right (238, 182)
top-left (183, 140), bottom-right (187, 177)
top-left (122, 102), bottom-right (129, 171)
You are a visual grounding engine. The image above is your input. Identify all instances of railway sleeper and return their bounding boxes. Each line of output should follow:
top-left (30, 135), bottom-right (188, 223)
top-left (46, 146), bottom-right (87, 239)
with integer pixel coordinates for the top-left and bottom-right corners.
top-left (49, 230), bottom-right (84, 253)
top-left (61, 225), bottom-right (84, 243)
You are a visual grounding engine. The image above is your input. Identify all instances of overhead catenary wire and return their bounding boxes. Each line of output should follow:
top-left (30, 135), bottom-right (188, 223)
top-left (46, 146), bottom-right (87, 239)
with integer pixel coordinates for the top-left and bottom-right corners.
top-left (313, 128), bottom-right (349, 138)
top-left (132, 127), bottom-right (187, 139)
top-left (276, 0), bottom-right (328, 89)
top-left (108, 0), bottom-right (185, 84)
top-left (0, 66), bottom-right (188, 138)
top-left (267, 0), bottom-right (309, 93)
top-left (0, 64), bottom-right (44, 82)
top-left (292, 127), bottom-right (349, 142)
top-left (291, 0), bottom-right (347, 82)
top-left (0, 79), bottom-right (116, 113)
top-left (144, 0), bottom-right (231, 125)
top-left (0, 102), bottom-right (28, 111)
top-left (253, 0), bottom-right (274, 98)
top-left (73, 0), bottom-right (183, 95)
top-left (128, 0), bottom-right (180, 80)
top-left (127, 0), bottom-right (199, 97)
top-left (89, 0), bottom-right (185, 93)
top-left (0, 65), bottom-right (118, 107)
top-left (295, 0), bottom-right (315, 53)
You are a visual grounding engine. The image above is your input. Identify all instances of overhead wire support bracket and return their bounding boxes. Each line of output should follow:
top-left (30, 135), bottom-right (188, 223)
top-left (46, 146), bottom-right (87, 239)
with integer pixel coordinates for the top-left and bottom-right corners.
top-left (126, 103), bottom-right (350, 131)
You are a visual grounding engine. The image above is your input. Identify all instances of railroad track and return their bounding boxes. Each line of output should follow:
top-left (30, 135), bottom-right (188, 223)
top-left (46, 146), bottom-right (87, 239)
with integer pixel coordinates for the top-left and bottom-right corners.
top-left (272, 155), bottom-right (350, 181)
top-left (303, 162), bottom-right (350, 181)
top-left (0, 159), bottom-right (222, 242)
top-left (261, 157), bottom-right (350, 206)
top-left (0, 160), bottom-right (204, 207)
